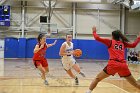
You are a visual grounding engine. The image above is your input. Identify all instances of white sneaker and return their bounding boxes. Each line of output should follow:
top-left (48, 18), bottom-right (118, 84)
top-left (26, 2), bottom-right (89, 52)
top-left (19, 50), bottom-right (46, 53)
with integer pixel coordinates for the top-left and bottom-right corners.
top-left (44, 80), bottom-right (49, 85)
top-left (85, 91), bottom-right (91, 93)
top-left (85, 90), bottom-right (92, 93)
top-left (80, 72), bottom-right (86, 77)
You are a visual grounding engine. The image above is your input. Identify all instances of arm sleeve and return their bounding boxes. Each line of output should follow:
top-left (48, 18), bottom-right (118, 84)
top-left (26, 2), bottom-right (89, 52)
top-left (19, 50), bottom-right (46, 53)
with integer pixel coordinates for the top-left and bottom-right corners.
top-left (124, 37), bottom-right (140, 48)
top-left (93, 31), bottom-right (112, 47)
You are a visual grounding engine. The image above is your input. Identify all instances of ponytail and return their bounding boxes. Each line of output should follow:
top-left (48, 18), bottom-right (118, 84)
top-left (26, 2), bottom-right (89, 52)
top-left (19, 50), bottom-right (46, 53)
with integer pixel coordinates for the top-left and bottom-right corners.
top-left (112, 30), bottom-right (129, 42)
top-left (118, 31), bottom-right (129, 42)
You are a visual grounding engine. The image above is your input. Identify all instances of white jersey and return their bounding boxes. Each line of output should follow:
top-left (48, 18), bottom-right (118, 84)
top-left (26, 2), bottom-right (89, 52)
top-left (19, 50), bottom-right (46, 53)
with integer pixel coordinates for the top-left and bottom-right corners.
top-left (61, 42), bottom-right (76, 70)
top-left (61, 42), bottom-right (74, 59)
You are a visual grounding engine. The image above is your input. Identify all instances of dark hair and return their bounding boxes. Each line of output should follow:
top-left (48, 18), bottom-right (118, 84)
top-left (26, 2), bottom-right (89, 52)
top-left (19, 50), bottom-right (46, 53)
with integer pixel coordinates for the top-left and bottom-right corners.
top-left (112, 30), bottom-right (129, 42)
top-left (37, 33), bottom-right (45, 43)
top-left (66, 34), bottom-right (72, 38)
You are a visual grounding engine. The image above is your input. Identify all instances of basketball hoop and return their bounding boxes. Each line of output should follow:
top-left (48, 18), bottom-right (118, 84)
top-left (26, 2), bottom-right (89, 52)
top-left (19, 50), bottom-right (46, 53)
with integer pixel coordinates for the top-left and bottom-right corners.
top-left (40, 23), bottom-right (58, 37)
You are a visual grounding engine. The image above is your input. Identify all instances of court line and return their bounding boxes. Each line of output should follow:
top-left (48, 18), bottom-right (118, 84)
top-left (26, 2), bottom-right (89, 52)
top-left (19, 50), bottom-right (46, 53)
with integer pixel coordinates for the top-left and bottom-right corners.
top-left (0, 82), bottom-right (134, 93)
top-left (0, 80), bottom-right (136, 93)
top-left (0, 78), bottom-right (134, 92)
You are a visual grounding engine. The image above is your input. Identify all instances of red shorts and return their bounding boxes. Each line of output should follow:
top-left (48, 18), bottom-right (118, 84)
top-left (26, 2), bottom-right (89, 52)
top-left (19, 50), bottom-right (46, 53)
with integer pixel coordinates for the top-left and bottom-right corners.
top-left (103, 60), bottom-right (131, 77)
top-left (33, 59), bottom-right (48, 68)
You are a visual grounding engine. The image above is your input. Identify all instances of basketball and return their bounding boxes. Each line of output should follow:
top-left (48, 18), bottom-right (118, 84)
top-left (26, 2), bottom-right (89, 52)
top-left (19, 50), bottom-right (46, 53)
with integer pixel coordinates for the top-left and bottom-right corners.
top-left (74, 49), bottom-right (82, 57)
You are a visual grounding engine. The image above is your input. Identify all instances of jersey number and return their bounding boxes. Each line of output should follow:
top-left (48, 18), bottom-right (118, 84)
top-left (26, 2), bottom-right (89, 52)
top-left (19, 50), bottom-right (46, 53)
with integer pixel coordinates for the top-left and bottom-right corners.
top-left (114, 44), bottom-right (123, 50)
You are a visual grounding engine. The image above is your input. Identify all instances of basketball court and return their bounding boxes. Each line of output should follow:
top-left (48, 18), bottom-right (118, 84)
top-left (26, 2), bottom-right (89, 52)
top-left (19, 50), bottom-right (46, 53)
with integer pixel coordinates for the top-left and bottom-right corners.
top-left (0, 59), bottom-right (140, 93)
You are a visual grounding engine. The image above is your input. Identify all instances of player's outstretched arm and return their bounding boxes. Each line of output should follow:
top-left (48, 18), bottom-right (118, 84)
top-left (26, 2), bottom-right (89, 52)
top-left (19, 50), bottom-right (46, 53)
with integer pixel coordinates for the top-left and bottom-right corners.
top-left (47, 40), bottom-right (57, 48)
top-left (92, 26), bottom-right (111, 47)
top-left (124, 32), bottom-right (140, 48)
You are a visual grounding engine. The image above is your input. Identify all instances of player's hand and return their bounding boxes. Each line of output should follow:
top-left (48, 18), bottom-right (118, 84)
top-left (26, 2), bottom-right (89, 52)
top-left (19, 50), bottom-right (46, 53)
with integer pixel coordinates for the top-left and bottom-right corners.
top-left (68, 51), bottom-right (74, 55)
top-left (40, 44), bottom-right (44, 49)
top-left (92, 26), bottom-right (96, 33)
top-left (53, 40), bottom-right (57, 45)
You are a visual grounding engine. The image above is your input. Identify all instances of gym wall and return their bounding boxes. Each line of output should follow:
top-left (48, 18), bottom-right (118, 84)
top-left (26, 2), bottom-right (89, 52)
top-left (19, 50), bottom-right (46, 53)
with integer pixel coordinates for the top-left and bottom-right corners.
top-left (4, 38), bottom-right (109, 60)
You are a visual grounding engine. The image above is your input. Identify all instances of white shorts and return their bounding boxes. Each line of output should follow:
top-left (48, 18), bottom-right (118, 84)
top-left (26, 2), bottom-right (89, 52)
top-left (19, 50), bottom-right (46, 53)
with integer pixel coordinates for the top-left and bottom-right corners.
top-left (61, 57), bottom-right (77, 71)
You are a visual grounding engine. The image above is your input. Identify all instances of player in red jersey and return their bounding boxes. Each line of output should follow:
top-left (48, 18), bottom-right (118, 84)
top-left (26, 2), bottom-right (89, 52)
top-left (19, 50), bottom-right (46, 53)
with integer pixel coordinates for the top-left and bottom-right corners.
top-left (33, 33), bottom-right (57, 85)
top-left (86, 26), bottom-right (140, 93)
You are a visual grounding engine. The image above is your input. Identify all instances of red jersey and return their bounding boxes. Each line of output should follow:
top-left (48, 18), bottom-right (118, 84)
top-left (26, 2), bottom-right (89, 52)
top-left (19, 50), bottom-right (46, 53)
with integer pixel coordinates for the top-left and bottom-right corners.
top-left (33, 43), bottom-right (47, 60)
top-left (108, 40), bottom-right (125, 62)
top-left (93, 31), bottom-right (140, 62)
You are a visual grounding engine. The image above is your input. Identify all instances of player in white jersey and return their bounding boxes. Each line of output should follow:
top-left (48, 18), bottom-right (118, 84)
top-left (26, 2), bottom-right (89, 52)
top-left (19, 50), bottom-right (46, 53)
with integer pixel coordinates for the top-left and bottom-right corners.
top-left (59, 34), bottom-right (85, 85)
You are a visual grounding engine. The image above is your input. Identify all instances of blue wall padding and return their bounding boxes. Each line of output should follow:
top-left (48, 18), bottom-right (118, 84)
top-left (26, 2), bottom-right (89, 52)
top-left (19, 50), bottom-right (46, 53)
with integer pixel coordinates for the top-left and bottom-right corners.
top-left (4, 38), bottom-right (112, 60)
top-left (4, 38), bottom-right (19, 58)
top-left (76, 39), bottom-right (109, 60)
top-left (18, 38), bottom-right (26, 58)
top-left (46, 39), bottom-right (65, 58)
top-left (26, 38), bottom-right (37, 58)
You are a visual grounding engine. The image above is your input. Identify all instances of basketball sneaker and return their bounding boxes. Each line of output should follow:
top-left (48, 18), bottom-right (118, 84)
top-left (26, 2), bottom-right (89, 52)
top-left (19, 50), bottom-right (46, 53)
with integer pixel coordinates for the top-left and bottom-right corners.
top-left (79, 72), bottom-right (86, 77)
top-left (75, 77), bottom-right (79, 85)
top-left (44, 79), bottom-right (49, 85)
top-left (85, 90), bottom-right (92, 93)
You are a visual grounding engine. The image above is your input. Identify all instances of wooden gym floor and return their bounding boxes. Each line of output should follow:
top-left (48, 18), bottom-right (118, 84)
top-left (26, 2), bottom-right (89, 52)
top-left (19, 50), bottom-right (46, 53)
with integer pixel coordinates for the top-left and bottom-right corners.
top-left (0, 59), bottom-right (140, 93)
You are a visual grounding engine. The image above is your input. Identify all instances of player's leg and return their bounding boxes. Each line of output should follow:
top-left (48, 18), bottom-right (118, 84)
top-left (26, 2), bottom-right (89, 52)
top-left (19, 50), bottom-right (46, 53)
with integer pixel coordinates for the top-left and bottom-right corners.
top-left (119, 63), bottom-right (140, 89)
top-left (42, 59), bottom-right (49, 85)
top-left (72, 63), bottom-right (85, 77)
top-left (34, 60), bottom-right (46, 80)
top-left (66, 69), bottom-right (75, 78)
top-left (62, 59), bottom-right (79, 85)
top-left (37, 65), bottom-right (46, 80)
top-left (66, 69), bottom-right (79, 85)
top-left (42, 59), bottom-right (49, 74)
top-left (37, 65), bottom-right (49, 85)
top-left (124, 75), bottom-right (140, 89)
top-left (44, 66), bottom-right (49, 74)
top-left (86, 70), bottom-right (110, 93)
